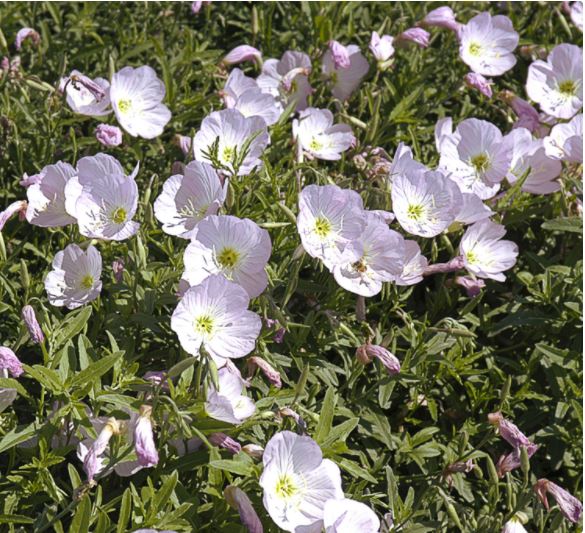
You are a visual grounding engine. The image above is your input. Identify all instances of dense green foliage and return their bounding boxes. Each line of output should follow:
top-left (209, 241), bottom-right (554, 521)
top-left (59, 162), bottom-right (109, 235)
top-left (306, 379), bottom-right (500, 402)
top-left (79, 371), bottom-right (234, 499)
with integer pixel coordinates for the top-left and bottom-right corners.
top-left (0, 2), bottom-right (582, 532)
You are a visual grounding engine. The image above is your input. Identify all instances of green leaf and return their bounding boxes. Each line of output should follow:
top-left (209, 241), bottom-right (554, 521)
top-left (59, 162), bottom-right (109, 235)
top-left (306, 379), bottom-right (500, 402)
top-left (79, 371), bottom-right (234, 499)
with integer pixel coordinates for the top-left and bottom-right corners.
top-left (315, 387), bottom-right (337, 444)
top-left (336, 457), bottom-right (377, 483)
top-left (0, 515), bottom-right (35, 524)
top-left (167, 357), bottom-right (197, 379)
top-left (541, 217), bottom-right (583, 234)
top-left (117, 488), bottom-right (132, 533)
top-left (23, 365), bottom-right (63, 393)
top-left (208, 459), bottom-right (254, 476)
top-left (321, 418), bottom-right (360, 449)
top-left (70, 495), bottom-right (91, 533)
top-left (68, 353), bottom-right (121, 389)
top-left (0, 422), bottom-right (40, 454)
top-left (152, 471), bottom-right (178, 513)
top-left (51, 307), bottom-right (92, 354)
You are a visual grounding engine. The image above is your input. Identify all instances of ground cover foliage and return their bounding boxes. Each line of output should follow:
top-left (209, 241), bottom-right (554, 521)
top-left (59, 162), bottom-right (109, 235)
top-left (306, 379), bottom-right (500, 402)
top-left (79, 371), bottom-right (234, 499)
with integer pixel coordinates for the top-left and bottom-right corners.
top-left (0, 1), bottom-right (582, 532)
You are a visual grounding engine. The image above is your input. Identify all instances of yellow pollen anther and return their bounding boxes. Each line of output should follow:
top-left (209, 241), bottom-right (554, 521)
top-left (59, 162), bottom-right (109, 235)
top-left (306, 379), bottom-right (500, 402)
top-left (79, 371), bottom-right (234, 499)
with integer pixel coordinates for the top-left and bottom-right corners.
top-left (112, 207), bottom-right (127, 224)
top-left (314, 217), bottom-right (331, 238)
top-left (117, 99), bottom-right (132, 113)
top-left (217, 247), bottom-right (239, 269)
top-left (81, 275), bottom-right (94, 289)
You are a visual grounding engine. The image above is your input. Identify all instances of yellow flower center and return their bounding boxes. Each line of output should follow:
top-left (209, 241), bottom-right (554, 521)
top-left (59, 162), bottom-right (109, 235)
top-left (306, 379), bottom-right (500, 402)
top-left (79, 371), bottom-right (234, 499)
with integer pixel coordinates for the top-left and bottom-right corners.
top-left (222, 145), bottom-right (235, 162)
top-left (314, 217), bottom-right (332, 238)
top-left (81, 275), bottom-right (94, 289)
top-left (112, 207), bottom-right (127, 224)
top-left (470, 153), bottom-right (490, 173)
top-left (194, 315), bottom-right (215, 336)
top-left (117, 99), bottom-right (132, 113)
top-left (407, 204), bottom-right (425, 221)
top-left (466, 250), bottom-right (478, 265)
top-left (468, 42), bottom-right (482, 57)
top-left (558, 79), bottom-right (577, 97)
top-left (309, 137), bottom-right (323, 151)
top-left (217, 247), bottom-right (240, 269)
top-left (275, 474), bottom-right (298, 499)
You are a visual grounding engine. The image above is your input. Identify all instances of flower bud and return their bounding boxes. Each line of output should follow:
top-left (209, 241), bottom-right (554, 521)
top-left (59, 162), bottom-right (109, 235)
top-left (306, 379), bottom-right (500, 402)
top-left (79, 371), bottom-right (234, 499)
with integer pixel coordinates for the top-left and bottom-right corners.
top-left (356, 344), bottom-right (400, 375)
top-left (464, 72), bottom-right (493, 98)
top-left (222, 45), bottom-right (262, 66)
top-left (21, 305), bottom-right (44, 344)
top-left (224, 485), bottom-right (264, 533)
top-left (95, 124), bottom-right (123, 147)
top-left (328, 40), bottom-right (351, 68)
top-left (488, 412), bottom-right (531, 448)
top-left (0, 200), bottom-right (27, 231)
top-left (112, 258), bottom-right (124, 283)
top-left (247, 356), bottom-right (282, 388)
top-left (242, 444), bottom-right (264, 459)
top-left (209, 432), bottom-right (241, 454)
top-left (174, 134), bottom-right (192, 156)
top-left (396, 28), bottom-right (430, 48)
top-left (0, 347), bottom-right (24, 378)
top-left (134, 405), bottom-right (159, 468)
top-left (454, 276), bottom-right (485, 297)
top-left (15, 28), bottom-right (40, 50)
top-left (418, 6), bottom-right (460, 32)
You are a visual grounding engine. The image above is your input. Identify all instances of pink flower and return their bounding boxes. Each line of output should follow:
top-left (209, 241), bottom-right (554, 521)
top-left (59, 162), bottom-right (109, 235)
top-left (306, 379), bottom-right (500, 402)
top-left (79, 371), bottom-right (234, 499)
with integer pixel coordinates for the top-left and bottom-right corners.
top-left (174, 134), bottom-right (192, 156)
top-left (396, 28), bottom-right (430, 48)
top-left (0, 200), bottom-right (27, 231)
top-left (356, 343), bottom-right (400, 375)
top-left (224, 486), bottom-right (263, 533)
top-left (134, 405), bottom-right (159, 468)
top-left (465, 72), bottom-right (493, 98)
top-left (0, 347), bottom-right (23, 378)
top-left (95, 124), bottom-right (123, 147)
top-left (21, 305), bottom-right (44, 344)
top-left (191, 1), bottom-right (210, 13)
top-left (419, 6), bottom-right (460, 31)
top-left (247, 356), bottom-right (282, 388)
top-left (112, 258), bottom-right (124, 283)
top-left (454, 275), bottom-right (485, 297)
top-left (209, 432), bottom-right (241, 454)
top-left (534, 479), bottom-right (583, 524)
top-left (15, 28), bottom-right (40, 50)
top-left (223, 45), bottom-right (262, 66)
top-left (369, 31), bottom-right (395, 62)
top-left (328, 40), bottom-right (351, 68)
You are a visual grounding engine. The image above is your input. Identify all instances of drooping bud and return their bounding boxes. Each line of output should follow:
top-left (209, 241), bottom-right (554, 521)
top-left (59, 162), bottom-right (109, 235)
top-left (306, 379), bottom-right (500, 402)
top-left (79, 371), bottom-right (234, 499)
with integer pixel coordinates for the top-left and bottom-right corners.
top-left (64, 70), bottom-right (107, 102)
top-left (95, 124), bottom-right (123, 147)
top-left (0, 347), bottom-right (24, 378)
top-left (247, 356), bottom-right (282, 388)
top-left (356, 343), bottom-right (400, 375)
top-left (496, 443), bottom-right (538, 477)
top-left (423, 256), bottom-right (465, 276)
top-left (222, 45), bottom-right (262, 66)
top-left (174, 134), bottom-right (192, 156)
top-left (464, 72), bottom-right (493, 98)
top-left (454, 276), bottom-right (485, 297)
top-left (209, 432), bottom-right (241, 454)
top-left (488, 412), bottom-right (532, 448)
top-left (418, 6), bottom-right (460, 32)
top-left (0, 200), bottom-right (27, 231)
top-left (21, 305), bottom-right (44, 344)
top-left (134, 405), bottom-right (159, 468)
top-left (15, 28), bottom-right (40, 50)
top-left (83, 417), bottom-right (120, 481)
top-left (242, 444), bottom-right (264, 459)
top-left (396, 28), bottom-right (430, 48)
top-left (224, 485), bottom-right (264, 533)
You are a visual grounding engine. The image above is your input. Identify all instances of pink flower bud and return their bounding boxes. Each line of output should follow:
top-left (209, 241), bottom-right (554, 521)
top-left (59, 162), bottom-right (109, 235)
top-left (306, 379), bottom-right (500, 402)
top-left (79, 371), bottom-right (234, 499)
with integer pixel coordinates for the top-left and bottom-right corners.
top-left (224, 486), bottom-right (264, 533)
top-left (143, 370), bottom-right (169, 390)
top-left (369, 31), bottom-right (395, 62)
top-left (500, 91), bottom-right (544, 135)
top-left (134, 405), bottom-right (159, 467)
top-left (445, 458), bottom-right (474, 474)
top-left (112, 258), bottom-right (124, 283)
top-left (15, 28), bottom-right (40, 50)
top-left (174, 134), bottom-right (192, 156)
top-left (419, 6), bottom-right (460, 31)
top-left (277, 408), bottom-right (307, 434)
top-left (242, 444), bottom-right (264, 459)
top-left (247, 356), bottom-right (282, 388)
top-left (222, 45), bottom-right (262, 66)
top-left (423, 256), bottom-right (465, 276)
top-left (396, 28), bottom-right (430, 48)
top-left (95, 124), bottom-right (123, 147)
top-left (488, 412), bottom-right (531, 448)
top-left (328, 40), bottom-right (351, 69)
top-left (0, 200), bottom-right (27, 231)
top-left (191, 1), bottom-right (211, 13)
top-left (454, 276), bottom-right (485, 297)
top-left (356, 344), bottom-right (400, 375)
top-left (465, 72), bottom-right (493, 98)
top-left (0, 347), bottom-right (23, 378)
top-left (21, 305), bottom-right (44, 344)
top-left (209, 432), bottom-right (241, 454)
top-left (534, 479), bottom-right (583, 523)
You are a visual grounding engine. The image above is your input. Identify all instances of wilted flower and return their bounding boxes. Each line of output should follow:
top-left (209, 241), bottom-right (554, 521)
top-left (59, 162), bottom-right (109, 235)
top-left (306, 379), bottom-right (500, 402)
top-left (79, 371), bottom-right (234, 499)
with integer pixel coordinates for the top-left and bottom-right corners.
top-left (323, 498), bottom-right (380, 533)
top-left (504, 128), bottom-right (562, 194)
top-left (526, 43), bottom-right (583, 119)
top-left (62, 70), bottom-right (111, 116)
top-left (134, 405), bottom-right (159, 468)
top-left (423, 256), bottom-right (465, 276)
top-left (356, 343), bottom-right (401, 375)
top-left (394, 240), bottom-right (428, 286)
top-left (496, 444), bottom-right (538, 477)
top-left (15, 28), bottom-right (40, 50)
top-left (544, 113), bottom-right (583, 163)
top-left (154, 161), bottom-right (226, 239)
top-left (247, 356), bottom-right (282, 388)
top-left (293, 107), bottom-right (355, 161)
top-left (0, 200), bottom-right (27, 231)
top-left (21, 305), bottom-right (44, 344)
top-left (205, 366), bottom-right (256, 424)
top-left (182, 214), bottom-right (271, 298)
top-left (322, 44), bottom-right (369, 101)
top-left (534, 479), bottom-right (583, 524)
top-left (224, 486), bottom-right (264, 533)
top-left (459, 12), bottom-right (518, 76)
top-left (44, 244), bottom-right (103, 309)
top-left (297, 184), bottom-right (365, 269)
top-left (222, 45), bottom-right (262, 65)
top-left (77, 417), bottom-right (121, 481)
top-left (488, 412), bottom-right (532, 448)
top-left (396, 28), bottom-right (430, 48)
top-left (418, 6), bottom-right (460, 31)
top-left (369, 31), bottom-right (395, 62)
top-left (460, 220), bottom-right (518, 281)
top-left (110, 65), bottom-right (171, 139)
top-left (26, 161), bottom-right (77, 227)
top-left (332, 212), bottom-right (405, 297)
top-left (260, 431), bottom-right (343, 532)
top-left (257, 51), bottom-right (313, 112)
top-left (464, 72), bottom-right (493, 98)
top-left (454, 275), bottom-right (485, 297)
top-left (209, 432), bottom-right (241, 454)
top-left (95, 124), bottom-right (123, 147)
top-left (1, 56), bottom-right (21, 79)
top-left (171, 275), bottom-right (262, 364)
top-left (193, 109), bottom-right (270, 176)
top-left (0, 347), bottom-right (24, 378)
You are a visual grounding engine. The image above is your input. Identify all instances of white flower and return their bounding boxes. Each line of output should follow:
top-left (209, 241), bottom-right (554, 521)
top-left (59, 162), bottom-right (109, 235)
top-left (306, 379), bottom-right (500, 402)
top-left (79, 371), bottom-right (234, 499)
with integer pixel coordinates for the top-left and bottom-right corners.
top-left (154, 161), bottom-right (227, 239)
top-left (322, 44), bottom-right (370, 101)
top-left (205, 366), bottom-right (255, 425)
top-left (257, 51), bottom-right (313, 112)
top-left (570, 1), bottom-right (583, 31)
top-left (182, 214), bottom-right (272, 298)
top-left (44, 244), bottom-right (102, 309)
top-left (63, 70), bottom-right (111, 116)
top-left (323, 498), bottom-right (380, 533)
top-left (110, 65), bottom-right (171, 139)
top-left (392, 170), bottom-right (462, 237)
top-left (170, 274), bottom-right (262, 364)
top-left (293, 108), bottom-right (355, 160)
top-left (459, 12), bottom-right (519, 76)
top-left (544, 113), bottom-right (583, 163)
top-left (505, 128), bottom-right (562, 194)
top-left (193, 109), bottom-right (270, 176)
top-left (369, 31), bottom-right (394, 62)
top-left (25, 161), bottom-right (77, 227)
top-left (332, 212), bottom-right (405, 297)
top-left (260, 431), bottom-right (344, 533)
top-left (456, 192), bottom-right (494, 224)
top-left (502, 518), bottom-right (528, 533)
top-left (460, 220), bottom-right (518, 281)
top-left (437, 117), bottom-right (511, 200)
top-left (297, 184), bottom-right (365, 268)
top-left (221, 68), bottom-right (258, 108)
top-left (395, 240), bottom-right (428, 286)
top-left (66, 154), bottom-right (140, 241)
top-left (387, 142), bottom-right (428, 183)
top-left (526, 44), bottom-right (583, 119)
